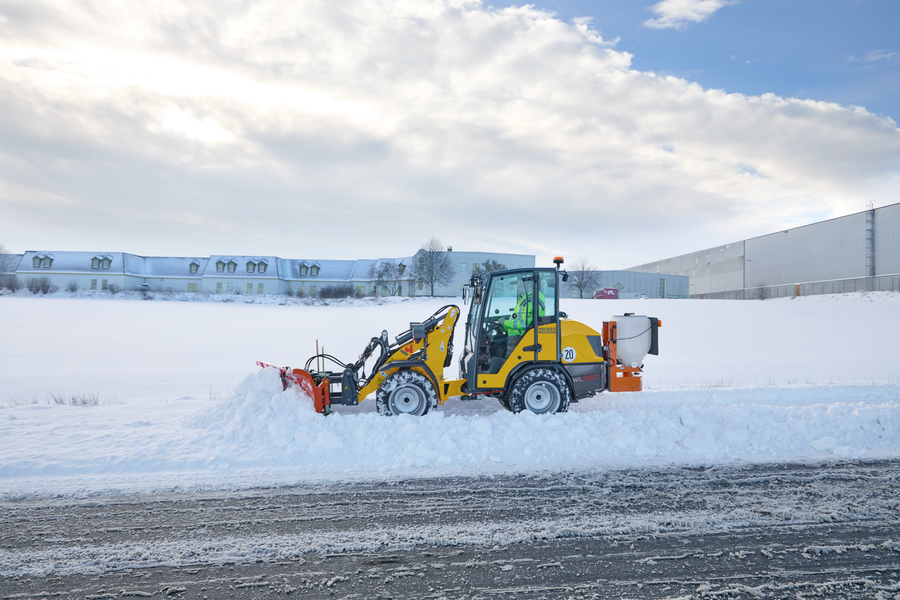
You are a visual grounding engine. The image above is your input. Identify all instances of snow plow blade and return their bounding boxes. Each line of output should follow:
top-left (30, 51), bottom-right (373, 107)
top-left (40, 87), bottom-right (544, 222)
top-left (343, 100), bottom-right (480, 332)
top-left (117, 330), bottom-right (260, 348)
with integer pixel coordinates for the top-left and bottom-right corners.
top-left (256, 361), bottom-right (332, 415)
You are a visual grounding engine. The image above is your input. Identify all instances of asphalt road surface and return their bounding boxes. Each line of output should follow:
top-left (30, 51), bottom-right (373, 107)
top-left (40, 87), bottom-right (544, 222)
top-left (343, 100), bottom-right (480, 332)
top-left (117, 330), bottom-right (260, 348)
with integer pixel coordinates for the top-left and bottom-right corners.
top-left (3, 460), bottom-right (900, 599)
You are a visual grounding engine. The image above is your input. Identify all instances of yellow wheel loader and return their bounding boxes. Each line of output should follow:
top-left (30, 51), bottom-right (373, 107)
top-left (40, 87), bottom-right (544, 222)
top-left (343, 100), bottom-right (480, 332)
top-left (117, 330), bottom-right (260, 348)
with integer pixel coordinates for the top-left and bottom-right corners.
top-left (258, 257), bottom-right (660, 415)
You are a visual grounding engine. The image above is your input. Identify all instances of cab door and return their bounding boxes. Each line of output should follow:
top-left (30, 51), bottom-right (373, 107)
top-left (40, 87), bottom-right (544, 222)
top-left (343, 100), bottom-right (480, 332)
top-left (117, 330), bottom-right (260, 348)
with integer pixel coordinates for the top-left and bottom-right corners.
top-left (535, 270), bottom-right (559, 362)
top-left (471, 270), bottom-right (537, 389)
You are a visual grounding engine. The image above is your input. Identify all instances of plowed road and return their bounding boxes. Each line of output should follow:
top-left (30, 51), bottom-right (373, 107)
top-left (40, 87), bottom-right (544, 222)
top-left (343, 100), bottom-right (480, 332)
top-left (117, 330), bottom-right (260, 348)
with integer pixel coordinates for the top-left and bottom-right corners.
top-left (3, 461), bottom-right (900, 599)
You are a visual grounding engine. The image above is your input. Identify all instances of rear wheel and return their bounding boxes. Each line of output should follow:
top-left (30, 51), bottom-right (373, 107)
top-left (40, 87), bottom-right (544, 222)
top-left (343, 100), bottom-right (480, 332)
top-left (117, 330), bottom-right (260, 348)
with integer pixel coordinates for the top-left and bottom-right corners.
top-left (508, 368), bottom-right (571, 414)
top-left (376, 370), bottom-right (437, 417)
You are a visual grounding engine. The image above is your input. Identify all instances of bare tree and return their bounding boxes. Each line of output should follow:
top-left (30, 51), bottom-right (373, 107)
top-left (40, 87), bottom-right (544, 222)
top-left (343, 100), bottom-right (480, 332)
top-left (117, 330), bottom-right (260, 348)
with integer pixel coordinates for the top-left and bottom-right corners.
top-left (412, 237), bottom-right (454, 296)
top-left (368, 260), bottom-right (403, 296)
top-left (569, 256), bottom-right (600, 299)
top-left (0, 244), bottom-right (18, 289)
top-left (754, 283), bottom-right (770, 300)
top-left (482, 259), bottom-right (507, 274)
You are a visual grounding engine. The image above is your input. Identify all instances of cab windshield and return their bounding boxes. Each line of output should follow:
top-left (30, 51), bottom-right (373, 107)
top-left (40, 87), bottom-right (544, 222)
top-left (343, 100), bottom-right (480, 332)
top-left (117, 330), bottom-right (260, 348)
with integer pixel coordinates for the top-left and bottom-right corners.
top-left (478, 272), bottom-right (535, 374)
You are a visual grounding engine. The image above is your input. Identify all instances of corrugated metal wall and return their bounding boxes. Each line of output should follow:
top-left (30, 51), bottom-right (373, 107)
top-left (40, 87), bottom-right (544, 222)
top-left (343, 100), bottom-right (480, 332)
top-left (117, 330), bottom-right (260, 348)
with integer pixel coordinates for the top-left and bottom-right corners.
top-left (560, 270), bottom-right (689, 299)
top-left (744, 211), bottom-right (868, 287)
top-left (626, 201), bottom-right (900, 299)
top-left (629, 243), bottom-right (744, 296)
top-left (593, 270), bottom-right (689, 299)
top-left (876, 202), bottom-right (900, 275)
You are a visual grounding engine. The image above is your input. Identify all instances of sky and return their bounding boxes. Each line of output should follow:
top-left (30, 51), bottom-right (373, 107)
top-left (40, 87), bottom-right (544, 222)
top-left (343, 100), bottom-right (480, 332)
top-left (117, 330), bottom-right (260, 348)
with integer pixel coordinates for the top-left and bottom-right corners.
top-left (1, 0), bottom-right (898, 268)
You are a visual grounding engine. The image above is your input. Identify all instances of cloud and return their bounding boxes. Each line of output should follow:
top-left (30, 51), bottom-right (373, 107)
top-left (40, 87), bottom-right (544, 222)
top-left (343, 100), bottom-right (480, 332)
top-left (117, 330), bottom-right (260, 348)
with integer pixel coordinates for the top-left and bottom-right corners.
top-left (643, 0), bottom-right (738, 30)
top-left (854, 50), bottom-right (897, 63)
top-left (0, 0), bottom-right (898, 266)
top-left (163, 108), bottom-right (233, 143)
top-left (864, 50), bottom-right (897, 63)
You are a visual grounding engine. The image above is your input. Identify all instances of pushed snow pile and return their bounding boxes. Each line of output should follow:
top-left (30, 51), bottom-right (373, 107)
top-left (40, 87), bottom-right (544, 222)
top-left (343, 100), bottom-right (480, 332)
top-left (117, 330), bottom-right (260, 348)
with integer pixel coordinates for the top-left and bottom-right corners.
top-left (185, 371), bottom-right (900, 476)
top-left (187, 367), bottom-right (322, 458)
top-left (2, 368), bottom-right (900, 496)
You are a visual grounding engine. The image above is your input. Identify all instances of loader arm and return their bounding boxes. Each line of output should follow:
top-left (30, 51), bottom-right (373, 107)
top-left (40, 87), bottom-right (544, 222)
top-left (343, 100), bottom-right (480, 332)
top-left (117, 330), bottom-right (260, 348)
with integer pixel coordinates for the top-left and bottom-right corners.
top-left (357, 305), bottom-right (460, 403)
top-left (260, 304), bottom-right (461, 414)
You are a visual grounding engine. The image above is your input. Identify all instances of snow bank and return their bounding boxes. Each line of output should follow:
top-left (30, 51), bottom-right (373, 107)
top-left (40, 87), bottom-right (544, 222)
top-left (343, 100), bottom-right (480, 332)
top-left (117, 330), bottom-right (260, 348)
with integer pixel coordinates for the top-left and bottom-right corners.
top-left (185, 371), bottom-right (900, 475)
top-left (2, 370), bottom-right (899, 497)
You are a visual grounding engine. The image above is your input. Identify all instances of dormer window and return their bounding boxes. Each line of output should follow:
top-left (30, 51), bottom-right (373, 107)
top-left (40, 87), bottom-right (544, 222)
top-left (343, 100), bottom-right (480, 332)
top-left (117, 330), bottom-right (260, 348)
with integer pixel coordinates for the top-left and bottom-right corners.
top-left (101, 258), bottom-right (111, 269)
top-left (247, 262), bottom-right (256, 273)
top-left (33, 257), bottom-right (41, 268)
top-left (43, 258), bottom-right (52, 268)
top-left (216, 261), bottom-right (225, 272)
top-left (310, 265), bottom-right (319, 276)
top-left (299, 265), bottom-right (308, 276)
top-left (92, 258), bottom-right (100, 269)
top-left (258, 262), bottom-right (267, 274)
top-left (190, 263), bottom-right (199, 274)
top-left (398, 263), bottom-right (406, 276)
top-left (227, 261), bottom-right (236, 273)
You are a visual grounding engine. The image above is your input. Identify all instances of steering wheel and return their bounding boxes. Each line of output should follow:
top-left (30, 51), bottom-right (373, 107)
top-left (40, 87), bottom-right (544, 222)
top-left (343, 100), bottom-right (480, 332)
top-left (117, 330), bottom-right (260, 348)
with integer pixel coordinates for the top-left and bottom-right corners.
top-left (486, 319), bottom-right (504, 338)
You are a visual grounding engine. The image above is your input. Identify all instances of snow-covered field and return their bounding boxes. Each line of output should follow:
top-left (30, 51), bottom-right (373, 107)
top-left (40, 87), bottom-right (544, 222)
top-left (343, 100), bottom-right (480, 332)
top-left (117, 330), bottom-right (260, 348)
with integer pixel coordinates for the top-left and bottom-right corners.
top-left (1, 292), bottom-right (899, 498)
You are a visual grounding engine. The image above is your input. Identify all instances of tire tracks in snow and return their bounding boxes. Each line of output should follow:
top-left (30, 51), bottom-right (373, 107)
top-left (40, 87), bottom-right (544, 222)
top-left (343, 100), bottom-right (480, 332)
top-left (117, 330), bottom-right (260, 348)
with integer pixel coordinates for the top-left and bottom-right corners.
top-left (2, 460), bottom-right (900, 598)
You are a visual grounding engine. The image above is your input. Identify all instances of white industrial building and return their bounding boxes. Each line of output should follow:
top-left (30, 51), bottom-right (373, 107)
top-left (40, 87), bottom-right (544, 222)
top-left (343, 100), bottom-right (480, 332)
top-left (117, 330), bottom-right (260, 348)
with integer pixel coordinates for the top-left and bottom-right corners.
top-left (560, 270), bottom-right (689, 299)
top-left (628, 202), bottom-right (900, 299)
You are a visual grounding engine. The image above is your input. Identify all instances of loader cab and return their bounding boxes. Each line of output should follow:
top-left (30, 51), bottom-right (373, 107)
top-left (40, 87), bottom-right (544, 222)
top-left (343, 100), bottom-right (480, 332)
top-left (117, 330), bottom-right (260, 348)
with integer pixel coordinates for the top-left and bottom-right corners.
top-left (460, 267), bottom-right (560, 393)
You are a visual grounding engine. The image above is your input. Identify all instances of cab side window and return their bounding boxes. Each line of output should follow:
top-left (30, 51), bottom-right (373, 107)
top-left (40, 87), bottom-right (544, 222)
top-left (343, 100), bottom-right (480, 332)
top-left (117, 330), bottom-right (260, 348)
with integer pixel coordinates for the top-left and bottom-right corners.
top-left (538, 271), bottom-right (557, 324)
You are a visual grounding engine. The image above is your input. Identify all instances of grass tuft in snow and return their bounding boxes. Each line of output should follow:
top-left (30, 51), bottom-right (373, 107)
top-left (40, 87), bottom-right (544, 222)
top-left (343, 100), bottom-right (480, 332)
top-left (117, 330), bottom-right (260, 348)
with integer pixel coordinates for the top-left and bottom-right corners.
top-left (1, 392), bottom-right (123, 408)
top-left (208, 384), bottom-right (233, 402)
top-left (49, 391), bottom-right (100, 405)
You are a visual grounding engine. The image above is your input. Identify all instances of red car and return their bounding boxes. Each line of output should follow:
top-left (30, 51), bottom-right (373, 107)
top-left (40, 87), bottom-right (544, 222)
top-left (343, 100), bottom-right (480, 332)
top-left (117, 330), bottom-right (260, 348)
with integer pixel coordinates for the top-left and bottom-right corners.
top-left (593, 288), bottom-right (619, 299)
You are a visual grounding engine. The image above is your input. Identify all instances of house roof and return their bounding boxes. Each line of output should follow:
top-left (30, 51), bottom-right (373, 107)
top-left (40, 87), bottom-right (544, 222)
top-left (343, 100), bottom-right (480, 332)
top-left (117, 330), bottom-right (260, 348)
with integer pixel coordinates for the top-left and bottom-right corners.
top-left (16, 251), bottom-right (211, 279)
top-left (18, 251), bottom-right (126, 273)
top-left (125, 255), bottom-right (210, 278)
top-left (204, 256), bottom-right (283, 279)
top-left (287, 258), bottom-right (410, 281)
top-left (288, 259), bottom-right (355, 280)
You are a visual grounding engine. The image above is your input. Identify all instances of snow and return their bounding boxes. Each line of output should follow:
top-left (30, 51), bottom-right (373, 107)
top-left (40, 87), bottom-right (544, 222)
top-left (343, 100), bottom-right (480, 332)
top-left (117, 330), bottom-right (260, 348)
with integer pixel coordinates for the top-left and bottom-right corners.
top-left (1, 291), bottom-right (899, 498)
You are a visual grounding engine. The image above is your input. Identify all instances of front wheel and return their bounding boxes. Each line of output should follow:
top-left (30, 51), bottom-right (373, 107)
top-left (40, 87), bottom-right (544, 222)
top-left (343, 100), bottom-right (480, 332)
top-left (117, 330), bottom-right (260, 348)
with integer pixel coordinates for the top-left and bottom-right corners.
top-left (508, 368), bottom-right (571, 414)
top-left (376, 370), bottom-right (437, 416)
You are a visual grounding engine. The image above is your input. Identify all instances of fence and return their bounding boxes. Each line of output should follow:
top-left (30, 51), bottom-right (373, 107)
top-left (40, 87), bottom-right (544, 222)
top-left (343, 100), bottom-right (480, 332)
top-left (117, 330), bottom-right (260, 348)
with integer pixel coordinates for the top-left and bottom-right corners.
top-left (692, 274), bottom-right (900, 300)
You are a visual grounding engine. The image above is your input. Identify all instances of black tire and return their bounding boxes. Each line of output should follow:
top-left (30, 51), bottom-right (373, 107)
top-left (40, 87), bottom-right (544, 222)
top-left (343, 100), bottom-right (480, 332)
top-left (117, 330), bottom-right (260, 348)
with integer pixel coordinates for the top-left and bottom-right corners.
top-left (376, 370), bottom-right (437, 417)
top-left (508, 368), bottom-right (571, 414)
top-left (498, 396), bottom-right (513, 412)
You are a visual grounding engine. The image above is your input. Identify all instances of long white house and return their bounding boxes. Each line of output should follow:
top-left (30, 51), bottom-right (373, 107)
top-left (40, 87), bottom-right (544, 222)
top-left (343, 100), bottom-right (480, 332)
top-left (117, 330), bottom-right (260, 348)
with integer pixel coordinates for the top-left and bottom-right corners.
top-left (7, 250), bottom-right (535, 297)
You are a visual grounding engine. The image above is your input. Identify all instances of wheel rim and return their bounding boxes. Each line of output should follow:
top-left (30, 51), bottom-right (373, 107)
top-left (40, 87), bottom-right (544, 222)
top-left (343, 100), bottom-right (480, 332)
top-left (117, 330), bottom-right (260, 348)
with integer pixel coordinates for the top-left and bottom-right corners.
top-left (523, 381), bottom-right (560, 414)
top-left (390, 383), bottom-right (427, 414)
